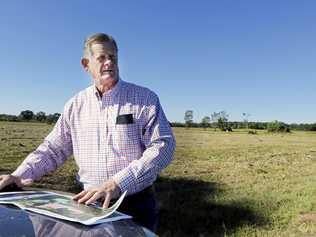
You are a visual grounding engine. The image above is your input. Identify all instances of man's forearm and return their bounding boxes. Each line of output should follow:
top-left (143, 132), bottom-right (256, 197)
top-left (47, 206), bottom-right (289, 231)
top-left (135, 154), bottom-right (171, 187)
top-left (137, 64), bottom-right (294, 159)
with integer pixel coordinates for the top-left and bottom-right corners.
top-left (12, 138), bottom-right (72, 181)
top-left (112, 134), bottom-right (175, 195)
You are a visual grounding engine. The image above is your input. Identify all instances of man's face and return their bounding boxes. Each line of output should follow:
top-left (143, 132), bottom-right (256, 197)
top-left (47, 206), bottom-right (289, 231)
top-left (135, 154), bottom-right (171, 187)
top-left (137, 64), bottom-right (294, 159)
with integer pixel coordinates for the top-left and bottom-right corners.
top-left (85, 42), bottom-right (118, 85)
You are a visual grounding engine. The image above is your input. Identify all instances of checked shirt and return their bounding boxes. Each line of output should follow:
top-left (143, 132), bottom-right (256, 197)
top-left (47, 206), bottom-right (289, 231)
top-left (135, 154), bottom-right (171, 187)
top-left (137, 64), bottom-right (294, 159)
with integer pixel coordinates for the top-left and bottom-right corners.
top-left (12, 79), bottom-right (175, 195)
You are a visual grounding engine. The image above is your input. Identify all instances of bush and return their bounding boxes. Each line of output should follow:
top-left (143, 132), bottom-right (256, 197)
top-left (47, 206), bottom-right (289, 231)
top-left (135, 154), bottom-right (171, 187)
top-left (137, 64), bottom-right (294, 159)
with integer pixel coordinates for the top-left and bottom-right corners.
top-left (221, 127), bottom-right (233, 132)
top-left (267, 120), bottom-right (290, 133)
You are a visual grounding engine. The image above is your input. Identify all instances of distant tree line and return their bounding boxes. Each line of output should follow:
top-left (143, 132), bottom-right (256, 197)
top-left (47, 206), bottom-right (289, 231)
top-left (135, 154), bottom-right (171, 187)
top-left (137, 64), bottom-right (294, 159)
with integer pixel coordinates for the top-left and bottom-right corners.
top-left (0, 110), bottom-right (60, 124)
top-left (2, 110), bottom-right (316, 132)
top-left (170, 121), bottom-right (316, 131)
top-left (171, 121), bottom-right (267, 129)
top-left (178, 110), bottom-right (316, 132)
top-left (184, 110), bottom-right (231, 131)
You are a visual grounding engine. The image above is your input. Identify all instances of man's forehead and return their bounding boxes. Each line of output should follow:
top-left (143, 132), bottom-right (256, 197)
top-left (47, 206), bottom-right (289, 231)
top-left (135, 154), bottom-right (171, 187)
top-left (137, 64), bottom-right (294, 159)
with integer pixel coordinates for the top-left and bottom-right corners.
top-left (91, 43), bottom-right (116, 54)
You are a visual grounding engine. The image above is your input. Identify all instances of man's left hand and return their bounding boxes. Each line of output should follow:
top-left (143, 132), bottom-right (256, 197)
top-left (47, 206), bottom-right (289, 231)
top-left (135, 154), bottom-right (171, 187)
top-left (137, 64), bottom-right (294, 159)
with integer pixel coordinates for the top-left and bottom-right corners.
top-left (72, 180), bottom-right (121, 208)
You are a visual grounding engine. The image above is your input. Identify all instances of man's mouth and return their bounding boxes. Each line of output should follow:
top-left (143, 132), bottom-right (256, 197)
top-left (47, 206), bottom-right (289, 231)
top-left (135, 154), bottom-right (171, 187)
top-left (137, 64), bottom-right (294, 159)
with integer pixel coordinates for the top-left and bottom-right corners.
top-left (102, 69), bottom-right (113, 74)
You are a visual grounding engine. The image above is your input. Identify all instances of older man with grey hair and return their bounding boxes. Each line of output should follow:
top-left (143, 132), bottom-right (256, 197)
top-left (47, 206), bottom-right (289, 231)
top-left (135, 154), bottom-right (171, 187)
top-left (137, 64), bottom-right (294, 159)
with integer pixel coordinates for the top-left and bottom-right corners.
top-left (0, 33), bottom-right (176, 231)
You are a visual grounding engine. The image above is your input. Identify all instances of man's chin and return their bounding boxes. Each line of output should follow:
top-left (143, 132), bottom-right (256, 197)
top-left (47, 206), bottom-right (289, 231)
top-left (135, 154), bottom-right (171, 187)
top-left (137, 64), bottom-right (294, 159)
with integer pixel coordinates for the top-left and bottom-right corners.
top-left (96, 75), bottom-right (117, 85)
top-left (101, 74), bottom-right (115, 81)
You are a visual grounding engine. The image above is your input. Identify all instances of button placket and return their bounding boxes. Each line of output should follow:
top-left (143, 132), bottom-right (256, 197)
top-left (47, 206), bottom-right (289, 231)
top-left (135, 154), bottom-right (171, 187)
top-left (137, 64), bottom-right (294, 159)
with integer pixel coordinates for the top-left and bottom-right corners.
top-left (102, 96), bottom-right (111, 181)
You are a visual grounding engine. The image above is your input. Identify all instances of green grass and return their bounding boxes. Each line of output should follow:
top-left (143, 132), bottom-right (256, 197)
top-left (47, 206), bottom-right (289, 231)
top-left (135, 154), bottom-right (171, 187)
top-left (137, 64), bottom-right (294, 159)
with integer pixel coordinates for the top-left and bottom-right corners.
top-left (1, 122), bottom-right (316, 236)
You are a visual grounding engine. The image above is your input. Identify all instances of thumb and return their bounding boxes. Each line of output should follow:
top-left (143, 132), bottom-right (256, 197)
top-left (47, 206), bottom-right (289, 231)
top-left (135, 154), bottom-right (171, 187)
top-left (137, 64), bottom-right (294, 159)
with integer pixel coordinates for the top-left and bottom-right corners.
top-left (16, 179), bottom-right (33, 187)
top-left (20, 178), bottom-right (33, 187)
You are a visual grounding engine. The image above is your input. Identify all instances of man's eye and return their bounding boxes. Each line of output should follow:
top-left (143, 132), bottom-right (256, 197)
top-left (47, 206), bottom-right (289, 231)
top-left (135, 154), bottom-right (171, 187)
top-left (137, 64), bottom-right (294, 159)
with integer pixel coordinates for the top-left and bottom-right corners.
top-left (106, 55), bottom-right (116, 61)
top-left (98, 56), bottom-right (106, 62)
top-left (97, 55), bottom-right (116, 62)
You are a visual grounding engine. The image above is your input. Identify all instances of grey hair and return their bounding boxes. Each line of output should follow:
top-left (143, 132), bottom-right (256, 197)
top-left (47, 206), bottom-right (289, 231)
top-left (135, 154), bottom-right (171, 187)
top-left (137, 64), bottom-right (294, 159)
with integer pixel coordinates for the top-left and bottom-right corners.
top-left (83, 33), bottom-right (118, 58)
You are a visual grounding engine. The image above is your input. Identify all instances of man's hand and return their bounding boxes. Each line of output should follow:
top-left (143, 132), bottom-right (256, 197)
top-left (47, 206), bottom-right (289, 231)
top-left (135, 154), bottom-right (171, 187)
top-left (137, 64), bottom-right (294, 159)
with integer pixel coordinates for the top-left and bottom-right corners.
top-left (0, 174), bottom-right (33, 191)
top-left (72, 180), bottom-right (121, 208)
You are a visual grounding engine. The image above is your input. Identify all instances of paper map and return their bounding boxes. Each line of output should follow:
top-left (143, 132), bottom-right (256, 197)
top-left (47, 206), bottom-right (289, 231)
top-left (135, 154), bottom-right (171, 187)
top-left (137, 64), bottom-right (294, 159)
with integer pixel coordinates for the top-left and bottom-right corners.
top-left (0, 190), bottom-right (130, 225)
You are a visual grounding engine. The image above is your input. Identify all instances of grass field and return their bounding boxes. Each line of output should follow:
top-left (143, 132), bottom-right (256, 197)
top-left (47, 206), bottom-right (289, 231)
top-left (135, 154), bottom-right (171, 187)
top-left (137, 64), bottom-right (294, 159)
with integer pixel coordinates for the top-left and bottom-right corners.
top-left (1, 121), bottom-right (316, 236)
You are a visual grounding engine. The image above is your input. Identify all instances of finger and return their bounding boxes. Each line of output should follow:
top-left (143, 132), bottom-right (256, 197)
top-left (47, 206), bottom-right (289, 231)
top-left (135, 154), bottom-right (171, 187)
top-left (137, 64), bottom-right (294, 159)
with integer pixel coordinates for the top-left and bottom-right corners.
top-left (102, 192), bottom-right (111, 209)
top-left (0, 176), bottom-right (12, 191)
top-left (0, 180), bottom-right (7, 190)
top-left (85, 191), bottom-right (102, 205)
top-left (13, 176), bottom-right (32, 188)
top-left (20, 178), bottom-right (33, 187)
top-left (72, 190), bottom-right (87, 200)
top-left (78, 191), bottom-right (96, 204)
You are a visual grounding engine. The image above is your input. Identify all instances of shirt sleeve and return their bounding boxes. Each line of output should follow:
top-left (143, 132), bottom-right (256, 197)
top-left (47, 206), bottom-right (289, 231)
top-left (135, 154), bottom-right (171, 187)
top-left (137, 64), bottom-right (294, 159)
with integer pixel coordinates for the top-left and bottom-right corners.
top-left (11, 104), bottom-right (73, 181)
top-left (112, 93), bottom-right (176, 195)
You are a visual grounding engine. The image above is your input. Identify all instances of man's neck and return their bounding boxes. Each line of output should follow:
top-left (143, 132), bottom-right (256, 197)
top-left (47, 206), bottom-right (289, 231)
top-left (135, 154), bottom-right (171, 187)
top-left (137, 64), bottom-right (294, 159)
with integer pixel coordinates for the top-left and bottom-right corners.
top-left (95, 78), bottom-right (118, 95)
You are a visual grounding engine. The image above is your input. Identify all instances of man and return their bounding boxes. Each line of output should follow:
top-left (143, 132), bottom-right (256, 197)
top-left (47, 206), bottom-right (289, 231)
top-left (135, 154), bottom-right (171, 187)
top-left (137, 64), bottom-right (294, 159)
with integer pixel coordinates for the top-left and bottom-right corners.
top-left (0, 33), bottom-right (175, 231)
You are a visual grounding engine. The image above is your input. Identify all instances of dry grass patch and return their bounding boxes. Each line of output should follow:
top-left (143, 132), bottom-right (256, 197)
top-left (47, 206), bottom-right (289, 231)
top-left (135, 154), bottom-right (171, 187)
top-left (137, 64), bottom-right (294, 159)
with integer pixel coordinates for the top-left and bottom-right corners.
top-left (1, 123), bottom-right (316, 236)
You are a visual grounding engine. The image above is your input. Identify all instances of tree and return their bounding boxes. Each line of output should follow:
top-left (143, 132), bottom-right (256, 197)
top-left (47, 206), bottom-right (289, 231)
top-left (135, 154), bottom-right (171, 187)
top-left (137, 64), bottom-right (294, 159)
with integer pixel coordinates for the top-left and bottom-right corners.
top-left (211, 111), bottom-right (229, 131)
top-left (46, 113), bottom-right (61, 124)
top-left (242, 112), bottom-right (251, 129)
top-left (19, 110), bottom-right (34, 121)
top-left (267, 120), bottom-right (290, 133)
top-left (0, 114), bottom-right (18, 121)
top-left (211, 112), bottom-right (220, 131)
top-left (184, 110), bottom-right (193, 128)
top-left (201, 116), bottom-right (210, 130)
top-left (35, 111), bottom-right (46, 122)
top-left (217, 117), bottom-right (225, 130)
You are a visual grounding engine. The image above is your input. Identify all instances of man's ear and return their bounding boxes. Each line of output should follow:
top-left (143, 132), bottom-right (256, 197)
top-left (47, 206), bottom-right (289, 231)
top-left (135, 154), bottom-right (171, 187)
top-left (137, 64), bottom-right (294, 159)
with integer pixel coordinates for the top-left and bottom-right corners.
top-left (81, 58), bottom-right (89, 72)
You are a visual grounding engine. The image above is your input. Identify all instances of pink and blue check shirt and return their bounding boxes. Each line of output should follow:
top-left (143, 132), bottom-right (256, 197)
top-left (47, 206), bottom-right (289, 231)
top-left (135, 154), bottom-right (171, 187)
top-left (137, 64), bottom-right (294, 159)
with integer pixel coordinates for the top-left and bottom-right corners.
top-left (12, 79), bottom-right (175, 195)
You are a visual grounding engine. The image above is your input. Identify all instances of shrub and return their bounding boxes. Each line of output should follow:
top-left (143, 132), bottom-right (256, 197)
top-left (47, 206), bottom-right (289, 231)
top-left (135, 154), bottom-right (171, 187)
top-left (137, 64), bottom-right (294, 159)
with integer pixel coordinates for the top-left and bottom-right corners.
top-left (267, 120), bottom-right (290, 133)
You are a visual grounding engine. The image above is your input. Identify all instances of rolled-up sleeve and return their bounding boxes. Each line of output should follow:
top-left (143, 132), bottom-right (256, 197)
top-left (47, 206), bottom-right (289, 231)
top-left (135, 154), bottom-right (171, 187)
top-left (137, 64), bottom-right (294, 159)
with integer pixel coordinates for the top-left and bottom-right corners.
top-left (113, 93), bottom-right (176, 194)
top-left (12, 104), bottom-right (73, 181)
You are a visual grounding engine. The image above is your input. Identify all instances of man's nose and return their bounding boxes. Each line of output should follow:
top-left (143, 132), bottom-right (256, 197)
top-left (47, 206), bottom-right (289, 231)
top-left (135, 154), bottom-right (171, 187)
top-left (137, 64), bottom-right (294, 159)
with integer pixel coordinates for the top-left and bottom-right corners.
top-left (104, 58), bottom-right (114, 66)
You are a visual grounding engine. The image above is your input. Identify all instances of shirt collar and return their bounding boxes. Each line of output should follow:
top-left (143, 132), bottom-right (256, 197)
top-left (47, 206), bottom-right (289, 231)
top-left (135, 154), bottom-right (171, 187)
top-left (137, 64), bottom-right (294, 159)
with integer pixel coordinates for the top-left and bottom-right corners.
top-left (92, 78), bottom-right (123, 100)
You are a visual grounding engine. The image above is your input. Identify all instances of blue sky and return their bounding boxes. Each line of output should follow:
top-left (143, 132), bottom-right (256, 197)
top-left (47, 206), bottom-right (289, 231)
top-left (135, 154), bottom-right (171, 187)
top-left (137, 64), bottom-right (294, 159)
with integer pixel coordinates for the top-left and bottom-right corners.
top-left (0, 1), bottom-right (316, 123)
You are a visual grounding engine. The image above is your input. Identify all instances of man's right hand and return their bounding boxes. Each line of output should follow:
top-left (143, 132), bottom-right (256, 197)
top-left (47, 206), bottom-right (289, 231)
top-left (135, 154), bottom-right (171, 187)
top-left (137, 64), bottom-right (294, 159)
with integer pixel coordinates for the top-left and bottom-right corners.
top-left (0, 175), bottom-right (32, 191)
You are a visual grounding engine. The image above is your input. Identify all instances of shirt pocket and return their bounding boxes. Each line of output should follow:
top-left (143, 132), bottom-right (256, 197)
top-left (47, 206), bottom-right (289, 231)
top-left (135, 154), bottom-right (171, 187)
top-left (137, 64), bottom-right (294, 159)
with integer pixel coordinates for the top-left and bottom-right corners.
top-left (115, 123), bottom-right (140, 147)
top-left (113, 123), bottom-right (142, 159)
